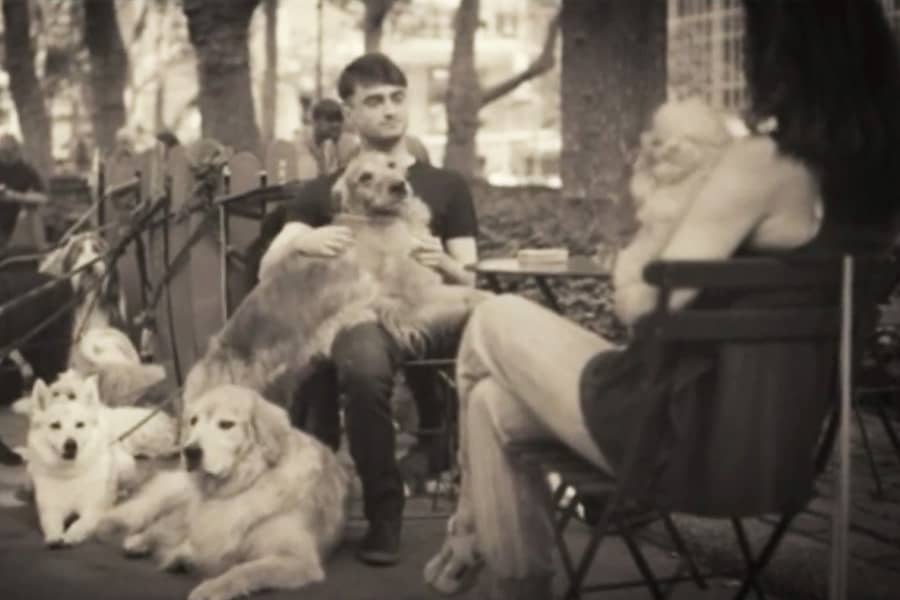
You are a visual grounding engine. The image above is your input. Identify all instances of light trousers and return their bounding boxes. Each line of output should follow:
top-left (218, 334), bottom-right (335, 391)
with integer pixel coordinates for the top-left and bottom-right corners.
top-left (452, 294), bottom-right (617, 589)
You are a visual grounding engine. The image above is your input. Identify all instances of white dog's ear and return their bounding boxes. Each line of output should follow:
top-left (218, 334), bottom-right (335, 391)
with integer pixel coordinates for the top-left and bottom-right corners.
top-left (84, 375), bottom-right (102, 405)
top-left (330, 175), bottom-right (349, 214)
top-left (252, 396), bottom-right (291, 466)
top-left (31, 379), bottom-right (50, 411)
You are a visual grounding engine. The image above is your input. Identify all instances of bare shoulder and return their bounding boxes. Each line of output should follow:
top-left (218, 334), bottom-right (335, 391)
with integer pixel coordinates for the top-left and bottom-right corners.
top-left (718, 136), bottom-right (814, 192)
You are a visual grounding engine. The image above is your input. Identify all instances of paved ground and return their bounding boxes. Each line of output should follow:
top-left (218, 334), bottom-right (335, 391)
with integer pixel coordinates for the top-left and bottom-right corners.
top-left (0, 406), bottom-right (759, 600)
top-left (3, 400), bottom-right (899, 599)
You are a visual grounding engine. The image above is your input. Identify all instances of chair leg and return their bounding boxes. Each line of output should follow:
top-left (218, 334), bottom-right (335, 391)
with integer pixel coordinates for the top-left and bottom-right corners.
top-left (730, 518), bottom-right (767, 599)
top-left (616, 517), bottom-right (666, 600)
top-left (660, 513), bottom-right (708, 589)
top-left (731, 513), bottom-right (796, 600)
top-left (874, 396), bottom-right (900, 461)
top-left (554, 485), bottom-right (586, 585)
top-left (563, 510), bottom-right (613, 600)
top-left (853, 403), bottom-right (886, 498)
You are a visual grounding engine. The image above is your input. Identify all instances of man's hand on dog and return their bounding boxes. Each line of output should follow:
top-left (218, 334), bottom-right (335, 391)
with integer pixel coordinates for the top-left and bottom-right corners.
top-left (411, 235), bottom-right (449, 271)
top-left (300, 225), bottom-right (355, 257)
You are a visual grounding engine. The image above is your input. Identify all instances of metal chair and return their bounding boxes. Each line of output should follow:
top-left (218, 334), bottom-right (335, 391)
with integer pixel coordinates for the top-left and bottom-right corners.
top-left (506, 254), bottom-right (895, 600)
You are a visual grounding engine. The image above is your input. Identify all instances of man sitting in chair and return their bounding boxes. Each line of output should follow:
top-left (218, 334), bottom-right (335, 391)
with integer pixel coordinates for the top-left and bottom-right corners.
top-left (248, 52), bottom-right (479, 566)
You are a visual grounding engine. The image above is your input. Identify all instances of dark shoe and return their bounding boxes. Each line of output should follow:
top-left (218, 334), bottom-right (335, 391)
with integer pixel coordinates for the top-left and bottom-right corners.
top-left (356, 518), bottom-right (401, 566)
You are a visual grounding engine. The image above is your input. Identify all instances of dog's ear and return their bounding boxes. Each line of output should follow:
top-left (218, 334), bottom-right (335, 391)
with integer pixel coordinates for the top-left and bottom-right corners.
top-left (251, 395), bottom-right (291, 466)
top-left (330, 175), bottom-right (349, 214)
top-left (31, 379), bottom-right (50, 411)
top-left (83, 375), bottom-right (102, 406)
top-left (38, 237), bottom-right (74, 276)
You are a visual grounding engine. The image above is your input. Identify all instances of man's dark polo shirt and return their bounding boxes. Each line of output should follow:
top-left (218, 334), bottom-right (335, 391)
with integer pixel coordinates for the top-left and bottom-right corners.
top-left (245, 161), bottom-right (477, 284)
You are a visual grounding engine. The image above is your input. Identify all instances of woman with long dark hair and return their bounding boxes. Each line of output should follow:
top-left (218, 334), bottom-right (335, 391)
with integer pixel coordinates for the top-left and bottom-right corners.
top-left (424, 2), bottom-right (900, 598)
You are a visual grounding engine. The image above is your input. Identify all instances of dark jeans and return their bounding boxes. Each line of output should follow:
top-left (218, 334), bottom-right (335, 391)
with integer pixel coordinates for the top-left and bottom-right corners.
top-left (292, 321), bottom-right (460, 525)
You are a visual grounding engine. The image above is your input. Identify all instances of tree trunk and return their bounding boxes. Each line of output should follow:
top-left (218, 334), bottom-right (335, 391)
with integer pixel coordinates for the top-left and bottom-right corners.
top-left (363, 0), bottom-right (396, 53)
top-left (443, 0), bottom-right (481, 177)
top-left (84, 0), bottom-right (129, 157)
top-left (560, 0), bottom-right (666, 206)
top-left (2, 0), bottom-right (53, 178)
top-left (260, 0), bottom-right (278, 144)
top-left (183, 0), bottom-right (261, 152)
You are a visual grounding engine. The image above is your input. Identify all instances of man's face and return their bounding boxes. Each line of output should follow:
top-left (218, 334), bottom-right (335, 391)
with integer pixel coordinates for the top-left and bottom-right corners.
top-left (345, 83), bottom-right (408, 146)
top-left (313, 115), bottom-right (344, 144)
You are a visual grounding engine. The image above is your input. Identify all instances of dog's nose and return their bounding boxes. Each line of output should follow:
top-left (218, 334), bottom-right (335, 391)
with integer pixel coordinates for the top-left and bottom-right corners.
top-left (388, 181), bottom-right (407, 198)
top-left (183, 444), bottom-right (203, 470)
top-left (62, 439), bottom-right (77, 460)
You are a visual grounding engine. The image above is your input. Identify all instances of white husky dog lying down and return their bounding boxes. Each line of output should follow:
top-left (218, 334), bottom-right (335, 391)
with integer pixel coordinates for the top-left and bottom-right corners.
top-left (182, 151), bottom-right (490, 408)
top-left (98, 385), bottom-right (350, 600)
top-left (25, 374), bottom-right (177, 547)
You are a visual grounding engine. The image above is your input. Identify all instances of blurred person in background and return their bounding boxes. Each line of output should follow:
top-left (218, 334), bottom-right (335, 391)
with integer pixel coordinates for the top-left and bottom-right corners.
top-left (296, 98), bottom-right (360, 179)
top-left (0, 134), bottom-right (46, 249)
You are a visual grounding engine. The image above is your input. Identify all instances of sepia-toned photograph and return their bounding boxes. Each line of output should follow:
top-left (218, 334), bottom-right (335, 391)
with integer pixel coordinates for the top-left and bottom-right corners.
top-left (0, 1), bottom-right (899, 598)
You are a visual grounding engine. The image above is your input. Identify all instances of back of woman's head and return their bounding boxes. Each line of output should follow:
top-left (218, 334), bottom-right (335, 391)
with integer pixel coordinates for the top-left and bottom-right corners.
top-left (742, 0), bottom-right (900, 227)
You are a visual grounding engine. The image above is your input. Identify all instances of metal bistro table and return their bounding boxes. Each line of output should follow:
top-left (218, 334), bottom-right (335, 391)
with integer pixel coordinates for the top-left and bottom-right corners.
top-left (470, 255), bottom-right (611, 313)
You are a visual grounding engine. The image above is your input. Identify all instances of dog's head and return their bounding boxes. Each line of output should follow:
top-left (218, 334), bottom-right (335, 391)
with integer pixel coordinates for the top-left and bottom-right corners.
top-left (331, 152), bottom-right (418, 218)
top-left (181, 385), bottom-right (291, 489)
top-left (40, 232), bottom-right (109, 293)
top-left (27, 375), bottom-right (106, 466)
top-left (631, 97), bottom-right (731, 207)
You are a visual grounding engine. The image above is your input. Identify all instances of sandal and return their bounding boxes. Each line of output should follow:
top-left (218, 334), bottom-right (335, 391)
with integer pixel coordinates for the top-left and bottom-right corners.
top-left (424, 517), bottom-right (485, 595)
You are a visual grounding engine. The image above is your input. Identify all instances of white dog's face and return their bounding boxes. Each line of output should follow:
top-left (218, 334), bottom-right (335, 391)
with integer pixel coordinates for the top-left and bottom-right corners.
top-left (27, 376), bottom-right (105, 466)
top-left (182, 385), bottom-right (290, 482)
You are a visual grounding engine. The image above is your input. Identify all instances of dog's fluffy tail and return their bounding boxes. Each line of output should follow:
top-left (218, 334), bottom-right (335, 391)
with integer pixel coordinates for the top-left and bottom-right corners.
top-left (11, 396), bottom-right (31, 416)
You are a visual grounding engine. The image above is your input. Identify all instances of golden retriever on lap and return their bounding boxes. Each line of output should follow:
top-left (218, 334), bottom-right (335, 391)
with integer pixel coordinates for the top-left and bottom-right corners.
top-left (98, 385), bottom-right (349, 600)
top-left (182, 151), bottom-right (490, 407)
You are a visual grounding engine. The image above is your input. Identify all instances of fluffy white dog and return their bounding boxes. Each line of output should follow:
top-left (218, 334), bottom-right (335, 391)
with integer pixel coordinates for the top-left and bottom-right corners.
top-left (25, 374), bottom-right (172, 546)
top-left (614, 97), bottom-right (734, 294)
top-left (98, 385), bottom-right (350, 600)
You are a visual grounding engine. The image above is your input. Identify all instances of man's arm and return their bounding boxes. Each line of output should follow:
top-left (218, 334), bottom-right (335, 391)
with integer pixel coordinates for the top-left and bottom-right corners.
top-left (442, 237), bottom-right (477, 286)
top-left (413, 171), bottom-right (479, 286)
top-left (245, 177), bottom-right (337, 284)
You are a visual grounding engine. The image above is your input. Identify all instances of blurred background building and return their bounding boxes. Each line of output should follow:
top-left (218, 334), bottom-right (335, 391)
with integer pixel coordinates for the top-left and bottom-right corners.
top-left (667, 0), bottom-right (900, 112)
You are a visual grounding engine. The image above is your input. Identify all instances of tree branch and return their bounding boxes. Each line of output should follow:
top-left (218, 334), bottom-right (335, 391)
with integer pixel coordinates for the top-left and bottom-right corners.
top-left (480, 9), bottom-right (559, 108)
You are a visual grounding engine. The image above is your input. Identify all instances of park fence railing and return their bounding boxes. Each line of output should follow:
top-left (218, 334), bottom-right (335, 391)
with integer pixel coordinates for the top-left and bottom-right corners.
top-left (98, 138), bottom-right (301, 386)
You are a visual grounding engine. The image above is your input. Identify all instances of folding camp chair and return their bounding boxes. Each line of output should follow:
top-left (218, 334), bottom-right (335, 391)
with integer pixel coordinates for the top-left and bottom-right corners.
top-left (402, 357), bottom-right (460, 510)
top-left (506, 254), bottom-right (895, 600)
top-left (853, 309), bottom-right (900, 498)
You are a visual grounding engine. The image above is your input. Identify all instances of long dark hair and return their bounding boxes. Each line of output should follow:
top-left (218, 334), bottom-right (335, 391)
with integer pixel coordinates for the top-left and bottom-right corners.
top-left (742, 0), bottom-right (900, 226)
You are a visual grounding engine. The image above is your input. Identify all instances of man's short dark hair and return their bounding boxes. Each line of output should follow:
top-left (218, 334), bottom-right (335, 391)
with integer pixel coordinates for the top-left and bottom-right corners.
top-left (312, 98), bottom-right (344, 122)
top-left (337, 53), bottom-right (407, 101)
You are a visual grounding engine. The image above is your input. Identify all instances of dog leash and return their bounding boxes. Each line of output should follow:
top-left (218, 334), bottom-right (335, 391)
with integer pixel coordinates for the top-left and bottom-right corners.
top-left (112, 385), bottom-right (181, 446)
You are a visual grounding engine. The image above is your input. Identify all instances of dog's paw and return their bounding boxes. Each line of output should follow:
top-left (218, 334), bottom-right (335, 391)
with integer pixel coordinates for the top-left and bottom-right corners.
top-left (188, 577), bottom-right (234, 600)
top-left (61, 523), bottom-right (92, 546)
top-left (96, 512), bottom-right (131, 540)
top-left (44, 536), bottom-right (66, 549)
top-left (122, 533), bottom-right (152, 557)
top-left (159, 546), bottom-right (194, 573)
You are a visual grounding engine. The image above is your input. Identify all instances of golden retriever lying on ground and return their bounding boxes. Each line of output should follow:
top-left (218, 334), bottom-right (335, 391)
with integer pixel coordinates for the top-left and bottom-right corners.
top-left (98, 385), bottom-right (349, 600)
top-left (182, 151), bottom-right (490, 408)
